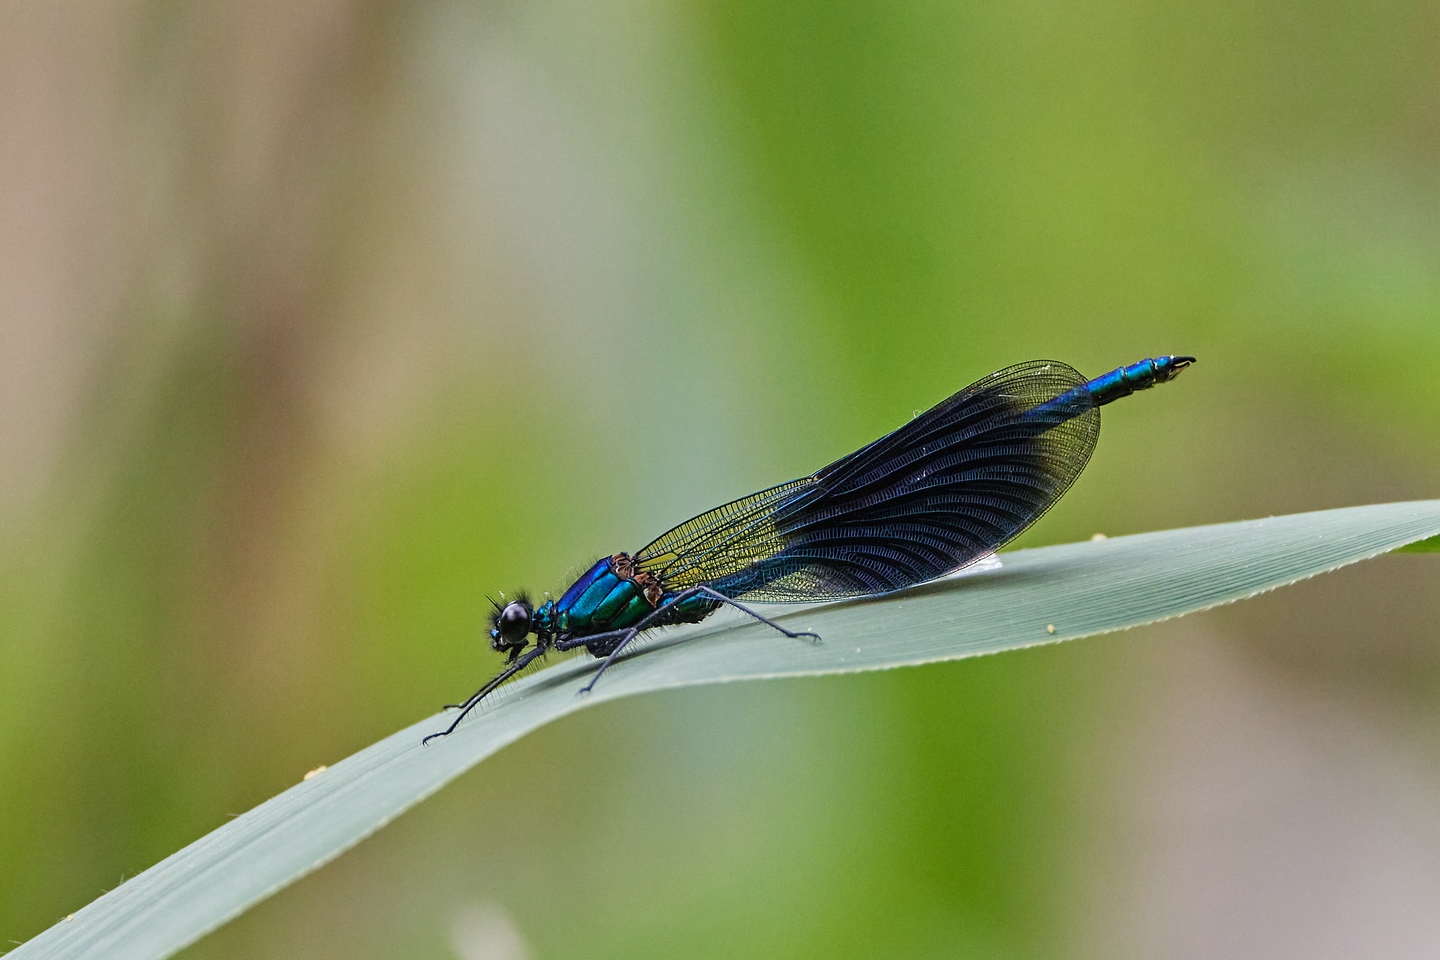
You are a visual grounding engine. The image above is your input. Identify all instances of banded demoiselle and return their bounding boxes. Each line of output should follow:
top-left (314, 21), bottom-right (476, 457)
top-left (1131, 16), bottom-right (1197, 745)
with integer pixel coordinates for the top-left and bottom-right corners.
top-left (427, 355), bottom-right (1194, 742)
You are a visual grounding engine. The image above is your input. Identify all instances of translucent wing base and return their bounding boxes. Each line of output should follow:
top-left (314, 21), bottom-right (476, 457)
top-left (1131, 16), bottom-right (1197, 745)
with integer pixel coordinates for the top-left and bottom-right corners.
top-left (635, 361), bottom-right (1099, 602)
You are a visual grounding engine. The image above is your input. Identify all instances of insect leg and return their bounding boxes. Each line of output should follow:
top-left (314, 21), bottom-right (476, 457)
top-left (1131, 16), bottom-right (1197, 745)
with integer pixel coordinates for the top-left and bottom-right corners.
top-left (563, 586), bottom-right (822, 695)
top-left (424, 644), bottom-right (546, 744)
top-left (549, 625), bottom-right (648, 693)
top-left (575, 626), bottom-right (649, 694)
top-left (552, 590), bottom-right (718, 693)
top-left (690, 586), bottom-right (821, 643)
top-left (553, 628), bottom-right (627, 654)
top-left (439, 641), bottom-right (530, 708)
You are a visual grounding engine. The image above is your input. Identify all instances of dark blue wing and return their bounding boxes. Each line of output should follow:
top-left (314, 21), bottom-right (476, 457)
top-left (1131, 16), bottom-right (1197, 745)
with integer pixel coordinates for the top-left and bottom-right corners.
top-left (633, 360), bottom-right (1099, 600)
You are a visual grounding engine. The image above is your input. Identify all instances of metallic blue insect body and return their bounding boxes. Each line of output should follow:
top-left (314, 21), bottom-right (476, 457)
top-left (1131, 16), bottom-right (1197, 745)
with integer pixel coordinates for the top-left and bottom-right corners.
top-left (427, 355), bottom-right (1194, 742)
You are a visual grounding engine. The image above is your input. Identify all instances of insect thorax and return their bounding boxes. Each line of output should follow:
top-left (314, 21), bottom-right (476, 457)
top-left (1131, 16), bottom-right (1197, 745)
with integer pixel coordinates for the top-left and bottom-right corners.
top-left (538, 553), bottom-right (664, 639)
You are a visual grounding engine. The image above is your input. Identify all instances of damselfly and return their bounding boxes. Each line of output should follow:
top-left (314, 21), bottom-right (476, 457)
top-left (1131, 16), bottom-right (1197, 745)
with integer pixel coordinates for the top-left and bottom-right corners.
top-left (426, 355), bottom-right (1194, 742)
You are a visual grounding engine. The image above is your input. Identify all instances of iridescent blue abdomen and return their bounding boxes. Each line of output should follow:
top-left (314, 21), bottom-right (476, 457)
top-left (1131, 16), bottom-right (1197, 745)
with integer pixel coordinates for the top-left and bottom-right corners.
top-left (1083, 355), bottom-right (1191, 405)
top-left (1028, 354), bottom-right (1194, 420)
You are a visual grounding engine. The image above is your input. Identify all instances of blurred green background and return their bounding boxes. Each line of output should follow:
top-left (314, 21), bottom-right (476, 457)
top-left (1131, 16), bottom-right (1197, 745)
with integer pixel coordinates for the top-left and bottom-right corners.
top-left (2, 0), bottom-right (1438, 957)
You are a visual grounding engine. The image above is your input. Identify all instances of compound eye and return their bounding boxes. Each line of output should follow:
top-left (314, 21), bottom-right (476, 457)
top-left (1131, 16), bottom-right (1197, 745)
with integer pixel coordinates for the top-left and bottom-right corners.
top-left (496, 601), bottom-right (532, 645)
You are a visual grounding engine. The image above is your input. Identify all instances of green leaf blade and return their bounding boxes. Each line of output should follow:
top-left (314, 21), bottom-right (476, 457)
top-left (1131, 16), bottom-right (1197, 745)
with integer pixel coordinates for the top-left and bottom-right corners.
top-left (14, 500), bottom-right (1440, 960)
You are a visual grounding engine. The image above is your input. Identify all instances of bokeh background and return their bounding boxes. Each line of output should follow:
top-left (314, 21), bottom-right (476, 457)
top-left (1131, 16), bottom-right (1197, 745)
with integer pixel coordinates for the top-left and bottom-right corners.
top-left (3, 0), bottom-right (1439, 957)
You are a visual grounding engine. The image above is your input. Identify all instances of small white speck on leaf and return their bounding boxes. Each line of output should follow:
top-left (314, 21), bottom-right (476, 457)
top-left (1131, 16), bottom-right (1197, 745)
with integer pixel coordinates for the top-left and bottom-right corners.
top-left (303, 765), bottom-right (328, 781)
top-left (1046, 624), bottom-right (1056, 634)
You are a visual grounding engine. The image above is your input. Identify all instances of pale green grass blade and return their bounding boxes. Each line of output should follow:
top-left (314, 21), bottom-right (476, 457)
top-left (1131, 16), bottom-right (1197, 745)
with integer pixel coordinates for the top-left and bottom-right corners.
top-left (13, 500), bottom-right (1440, 960)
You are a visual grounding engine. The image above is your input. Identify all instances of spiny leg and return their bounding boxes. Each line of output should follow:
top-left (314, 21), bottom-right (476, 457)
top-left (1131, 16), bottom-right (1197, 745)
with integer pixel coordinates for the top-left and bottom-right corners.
top-left (441, 670), bottom-right (512, 712)
top-left (691, 586), bottom-right (822, 643)
top-left (559, 586), bottom-right (821, 695)
top-left (424, 644), bottom-right (545, 745)
top-left (442, 646), bottom-right (525, 708)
